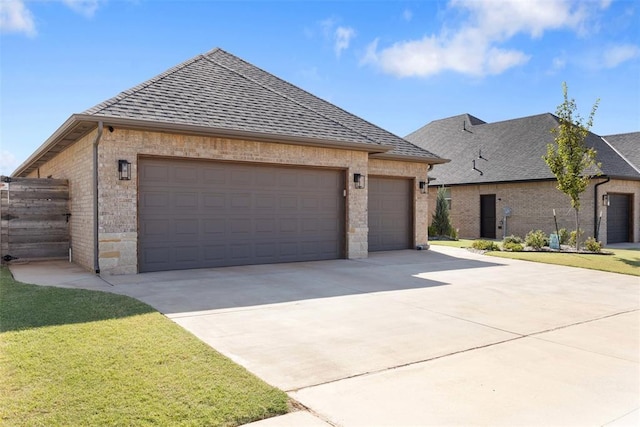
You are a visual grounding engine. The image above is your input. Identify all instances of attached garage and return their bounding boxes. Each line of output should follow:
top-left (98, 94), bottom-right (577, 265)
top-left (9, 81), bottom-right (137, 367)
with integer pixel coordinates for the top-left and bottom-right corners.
top-left (607, 194), bottom-right (632, 244)
top-left (139, 158), bottom-right (345, 272)
top-left (368, 176), bottom-right (413, 251)
top-left (11, 48), bottom-right (445, 275)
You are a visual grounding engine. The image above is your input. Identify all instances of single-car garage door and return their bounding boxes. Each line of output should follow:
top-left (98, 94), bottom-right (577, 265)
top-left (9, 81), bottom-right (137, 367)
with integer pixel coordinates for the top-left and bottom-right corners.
top-left (139, 158), bottom-right (345, 272)
top-left (368, 176), bottom-right (412, 251)
top-left (607, 194), bottom-right (631, 244)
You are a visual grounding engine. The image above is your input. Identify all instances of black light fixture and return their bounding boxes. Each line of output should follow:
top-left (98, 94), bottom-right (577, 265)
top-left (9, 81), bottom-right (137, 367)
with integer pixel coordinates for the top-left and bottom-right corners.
top-left (118, 160), bottom-right (131, 181)
top-left (353, 173), bottom-right (365, 189)
top-left (602, 194), bottom-right (610, 206)
top-left (419, 180), bottom-right (427, 194)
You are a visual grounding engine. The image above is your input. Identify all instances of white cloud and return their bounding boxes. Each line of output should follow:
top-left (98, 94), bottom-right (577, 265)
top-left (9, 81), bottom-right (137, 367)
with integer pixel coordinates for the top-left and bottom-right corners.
top-left (0, 0), bottom-right (36, 36)
top-left (362, 0), bottom-right (609, 78)
top-left (334, 26), bottom-right (355, 57)
top-left (0, 0), bottom-right (103, 36)
top-left (602, 44), bottom-right (640, 68)
top-left (403, 8), bottom-right (413, 22)
top-left (0, 150), bottom-right (19, 176)
top-left (319, 18), bottom-right (356, 58)
top-left (62, 0), bottom-right (101, 18)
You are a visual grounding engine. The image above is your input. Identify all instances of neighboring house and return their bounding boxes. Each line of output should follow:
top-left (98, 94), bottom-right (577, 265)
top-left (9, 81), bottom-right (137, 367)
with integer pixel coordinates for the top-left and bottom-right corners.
top-left (12, 48), bottom-right (446, 274)
top-left (406, 113), bottom-right (639, 245)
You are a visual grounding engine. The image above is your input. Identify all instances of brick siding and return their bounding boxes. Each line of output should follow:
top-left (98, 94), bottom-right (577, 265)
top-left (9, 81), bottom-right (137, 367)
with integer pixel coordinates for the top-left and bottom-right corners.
top-left (30, 127), bottom-right (430, 274)
top-left (428, 178), bottom-right (639, 245)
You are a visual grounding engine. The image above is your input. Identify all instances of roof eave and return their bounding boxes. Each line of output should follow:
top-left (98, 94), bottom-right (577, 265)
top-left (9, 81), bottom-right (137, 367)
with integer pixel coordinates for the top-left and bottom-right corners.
top-left (88, 115), bottom-right (393, 153)
top-left (13, 114), bottom-right (397, 177)
top-left (12, 115), bottom-right (97, 177)
top-left (369, 152), bottom-right (450, 164)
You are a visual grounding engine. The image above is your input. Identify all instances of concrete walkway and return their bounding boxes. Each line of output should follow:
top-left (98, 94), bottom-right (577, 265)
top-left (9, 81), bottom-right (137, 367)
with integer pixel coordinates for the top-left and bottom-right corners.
top-left (8, 246), bottom-right (640, 426)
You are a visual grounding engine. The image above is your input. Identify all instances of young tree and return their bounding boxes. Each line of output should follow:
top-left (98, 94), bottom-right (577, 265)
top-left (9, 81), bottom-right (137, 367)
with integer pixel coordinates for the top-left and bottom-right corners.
top-left (431, 187), bottom-right (452, 237)
top-left (544, 82), bottom-right (599, 250)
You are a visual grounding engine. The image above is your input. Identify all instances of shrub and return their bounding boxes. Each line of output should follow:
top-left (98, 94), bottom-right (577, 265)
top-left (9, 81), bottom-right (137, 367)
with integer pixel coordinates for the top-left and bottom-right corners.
top-left (503, 235), bottom-right (523, 245)
top-left (525, 230), bottom-right (548, 250)
top-left (584, 237), bottom-right (602, 252)
top-left (449, 227), bottom-right (459, 240)
top-left (503, 242), bottom-right (524, 252)
top-left (569, 229), bottom-right (584, 248)
top-left (431, 187), bottom-right (453, 237)
top-left (558, 228), bottom-right (570, 245)
top-left (428, 225), bottom-right (437, 238)
top-left (472, 240), bottom-right (500, 251)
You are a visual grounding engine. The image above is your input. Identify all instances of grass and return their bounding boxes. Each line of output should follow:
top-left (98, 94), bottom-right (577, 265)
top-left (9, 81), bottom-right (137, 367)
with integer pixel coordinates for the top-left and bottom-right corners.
top-left (0, 267), bottom-right (289, 426)
top-left (430, 239), bottom-right (639, 276)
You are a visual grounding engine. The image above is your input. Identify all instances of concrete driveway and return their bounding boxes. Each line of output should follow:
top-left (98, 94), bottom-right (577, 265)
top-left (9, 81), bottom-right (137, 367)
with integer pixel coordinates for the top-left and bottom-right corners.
top-left (10, 246), bottom-right (640, 426)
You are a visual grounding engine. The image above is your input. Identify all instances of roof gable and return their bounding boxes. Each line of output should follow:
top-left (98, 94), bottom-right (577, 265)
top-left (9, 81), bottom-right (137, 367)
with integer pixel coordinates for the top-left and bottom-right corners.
top-left (406, 113), bottom-right (640, 185)
top-left (602, 132), bottom-right (640, 173)
top-left (84, 48), bottom-right (442, 161)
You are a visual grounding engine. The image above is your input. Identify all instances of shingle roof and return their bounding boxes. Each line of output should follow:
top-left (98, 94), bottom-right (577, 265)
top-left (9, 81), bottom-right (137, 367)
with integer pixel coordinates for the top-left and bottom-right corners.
top-left (84, 48), bottom-right (442, 162)
top-left (406, 113), bottom-right (640, 185)
top-left (602, 132), bottom-right (640, 173)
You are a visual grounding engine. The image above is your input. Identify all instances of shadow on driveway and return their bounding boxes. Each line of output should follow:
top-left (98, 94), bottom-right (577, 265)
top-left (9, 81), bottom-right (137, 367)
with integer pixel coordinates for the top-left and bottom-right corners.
top-left (104, 249), bottom-right (503, 315)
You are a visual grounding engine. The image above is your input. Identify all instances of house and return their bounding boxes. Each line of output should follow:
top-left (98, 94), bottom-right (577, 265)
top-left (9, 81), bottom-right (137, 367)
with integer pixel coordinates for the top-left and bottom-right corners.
top-left (11, 48), bottom-right (446, 274)
top-left (405, 113), bottom-right (639, 245)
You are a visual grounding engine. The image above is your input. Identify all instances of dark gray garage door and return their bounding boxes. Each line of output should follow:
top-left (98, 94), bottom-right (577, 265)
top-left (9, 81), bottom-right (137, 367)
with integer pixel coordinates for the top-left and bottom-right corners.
top-left (368, 177), bottom-right (412, 251)
top-left (139, 158), bottom-right (345, 272)
top-left (607, 194), bottom-right (631, 243)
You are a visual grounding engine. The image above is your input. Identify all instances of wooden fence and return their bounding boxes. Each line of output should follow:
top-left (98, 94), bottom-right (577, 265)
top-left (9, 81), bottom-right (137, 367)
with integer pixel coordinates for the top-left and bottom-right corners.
top-left (0, 176), bottom-right (70, 262)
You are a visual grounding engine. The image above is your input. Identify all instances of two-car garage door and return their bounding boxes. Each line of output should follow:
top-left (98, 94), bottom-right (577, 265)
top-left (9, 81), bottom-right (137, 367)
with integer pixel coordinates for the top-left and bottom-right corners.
top-left (139, 158), bottom-right (345, 272)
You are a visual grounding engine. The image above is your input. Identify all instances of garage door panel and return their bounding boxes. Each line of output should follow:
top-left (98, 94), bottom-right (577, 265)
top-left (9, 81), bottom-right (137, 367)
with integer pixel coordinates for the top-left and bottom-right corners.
top-left (202, 169), bottom-right (225, 183)
top-left (203, 244), bottom-right (225, 261)
top-left (368, 177), bottom-right (412, 252)
top-left (175, 193), bottom-right (199, 209)
top-left (174, 166), bottom-right (198, 183)
top-left (175, 246), bottom-right (199, 262)
top-left (279, 196), bottom-right (297, 209)
top-left (142, 164), bottom-right (170, 182)
top-left (203, 194), bottom-right (225, 208)
top-left (139, 159), bottom-right (344, 272)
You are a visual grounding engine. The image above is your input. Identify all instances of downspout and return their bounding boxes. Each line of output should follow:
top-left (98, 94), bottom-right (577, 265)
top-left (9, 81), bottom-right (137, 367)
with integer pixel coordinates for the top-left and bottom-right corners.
top-left (594, 176), bottom-right (610, 240)
top-left (93, 122), bottom-right (104, 274)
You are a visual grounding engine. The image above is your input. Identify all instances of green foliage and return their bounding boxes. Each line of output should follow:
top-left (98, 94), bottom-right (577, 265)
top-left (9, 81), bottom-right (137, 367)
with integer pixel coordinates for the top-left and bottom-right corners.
top-left (525, 230), bottom-right (548, 250)
top-left (471, 240), bottom-right (500, 251)
top-left (450, 227), bottom-right (459, 240)
top-left (543, 82), bottom-right (599, 249)
top-left (0, 267), bottom-right (289, 426)
top-left (584, 237), bottom-right (602, 253)
top-left (428, 224), bottom-right (437, 237)
top-left (503, 235), bottom-right (523, 245)
top-left (558, 228), bottom-right (570, 245)
top-left (503, 242), bottom-right (524, 252)
top-left (431, 187), bottom-right (453, 237)
top-left (569, 229), bottom-right (585, 248)
top-left (488, 248), bottom-right (639, 276)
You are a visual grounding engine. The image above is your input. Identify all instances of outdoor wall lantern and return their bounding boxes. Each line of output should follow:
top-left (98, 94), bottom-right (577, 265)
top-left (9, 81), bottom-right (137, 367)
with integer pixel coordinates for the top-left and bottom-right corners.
top-left (419, 181), bottom-right (427, 194)
top-left (353, 173), bottom-right (365, 189)
top-left (118, 160), bottom-right (132, 181)
top-left (602, 193), bottom-right (610, 206)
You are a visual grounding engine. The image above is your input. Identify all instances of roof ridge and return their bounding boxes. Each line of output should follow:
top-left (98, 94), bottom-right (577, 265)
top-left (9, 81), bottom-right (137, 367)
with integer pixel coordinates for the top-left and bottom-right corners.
top-left (201, 50), bottom-right (387, 147)
top-left (600, 135), bottom-right (640, 174)
top-left (84, 54), bottom-right (204, 115)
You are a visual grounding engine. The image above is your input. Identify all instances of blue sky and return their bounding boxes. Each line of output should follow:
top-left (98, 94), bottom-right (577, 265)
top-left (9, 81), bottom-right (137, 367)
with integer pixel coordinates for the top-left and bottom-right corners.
top-left (1, 0), bottom-right (638, 176)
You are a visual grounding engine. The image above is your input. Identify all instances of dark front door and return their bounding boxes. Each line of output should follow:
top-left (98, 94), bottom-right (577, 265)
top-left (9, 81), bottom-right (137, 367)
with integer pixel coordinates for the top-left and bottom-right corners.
top-left (480, 194), bottom-right (496, 239)
top-left (607, 194), bottom-right (631, 243)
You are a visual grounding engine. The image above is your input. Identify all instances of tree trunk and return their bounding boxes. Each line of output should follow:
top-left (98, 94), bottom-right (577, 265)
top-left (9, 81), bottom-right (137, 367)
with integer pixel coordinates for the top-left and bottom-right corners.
top-left (574, 208), bottom-right (580, 250)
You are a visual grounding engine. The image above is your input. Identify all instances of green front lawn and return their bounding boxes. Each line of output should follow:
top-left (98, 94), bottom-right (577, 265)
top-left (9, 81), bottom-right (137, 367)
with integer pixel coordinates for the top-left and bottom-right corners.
top-left (430, 240), bottom-right (639, 276)
top-left (0, 267), bottom-right (289, 426)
